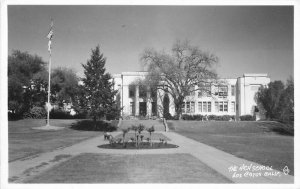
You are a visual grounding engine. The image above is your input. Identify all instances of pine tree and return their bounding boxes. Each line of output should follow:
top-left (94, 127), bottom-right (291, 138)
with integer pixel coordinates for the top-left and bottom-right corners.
top-left (81, 45), bottom-right (119, 126)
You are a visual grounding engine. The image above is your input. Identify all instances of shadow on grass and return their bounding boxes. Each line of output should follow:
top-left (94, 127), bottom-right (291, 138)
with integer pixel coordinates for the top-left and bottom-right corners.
top-left (98, 142), bottom-right (179, 149)
top-left (70, 120), bottom-right (118, 132)
top-left (270, 125), bottom-right (294, 136)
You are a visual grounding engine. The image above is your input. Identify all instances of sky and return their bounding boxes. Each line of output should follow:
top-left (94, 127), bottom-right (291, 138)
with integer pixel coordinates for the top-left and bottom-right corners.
top-left (8, 5), bottom-right (294, 81)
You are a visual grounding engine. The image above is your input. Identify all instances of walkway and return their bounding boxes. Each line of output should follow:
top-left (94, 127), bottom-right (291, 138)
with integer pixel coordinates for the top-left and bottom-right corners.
top-left (9, 131), bottom-right (293, 183)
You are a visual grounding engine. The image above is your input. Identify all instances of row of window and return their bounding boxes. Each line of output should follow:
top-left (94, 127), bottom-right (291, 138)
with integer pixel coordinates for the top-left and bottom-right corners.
top-left (182, 101), bottom-right (235, 113)
top-left (195, 85), bottom-right (235, 97)
top-left (128, 84), bottom-right (236, 99)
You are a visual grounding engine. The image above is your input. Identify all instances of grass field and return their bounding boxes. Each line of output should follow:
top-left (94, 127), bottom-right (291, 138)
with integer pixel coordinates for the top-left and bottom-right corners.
top-left (26, 153), bottom-right (232, 183)
top-left (168, 121), bottom-right (294, 175)
top-left (9, 119), bottom-right (103, 162)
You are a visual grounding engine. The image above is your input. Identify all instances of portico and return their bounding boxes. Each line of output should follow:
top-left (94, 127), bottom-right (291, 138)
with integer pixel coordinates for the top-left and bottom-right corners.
top-left (112, 72), bottom-right (158, 117)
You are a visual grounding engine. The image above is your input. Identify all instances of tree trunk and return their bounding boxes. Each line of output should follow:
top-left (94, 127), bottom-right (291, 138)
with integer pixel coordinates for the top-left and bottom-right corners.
top-left (175, 100), bottom-right (183, 120)
top-left (135, 132), bottom-right (138, 147)
top-left (150, 133), bottom-right (152, 147)
top-left (123, 134), bottom-right (126, 147)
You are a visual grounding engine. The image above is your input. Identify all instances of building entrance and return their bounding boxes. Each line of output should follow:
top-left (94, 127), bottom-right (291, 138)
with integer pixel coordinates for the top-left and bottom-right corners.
top-left (139, 102), bottom-right (147, 116)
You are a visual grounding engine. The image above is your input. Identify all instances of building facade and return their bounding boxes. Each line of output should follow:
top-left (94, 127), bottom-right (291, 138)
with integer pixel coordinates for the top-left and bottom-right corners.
top-left (113, 72), bottom-right (270, 120)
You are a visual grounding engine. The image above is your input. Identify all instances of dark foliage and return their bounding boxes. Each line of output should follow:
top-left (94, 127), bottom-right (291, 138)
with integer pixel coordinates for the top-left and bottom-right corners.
top-left (271, 125), bottom-right (294, 136)
top-left (8, 112), bottom-right (23, 121)
top-left (8, 50), bottom-right (47, 115)
top-left (164, 112), bottom-right (177, 120)
top-left (50, 109), bottom-right (73, 119)
top-left (98, 142), bottom-right (178, 149)
top-left (78, 45), bottom-right (120, 123)
top-left (256, 78), bottom-right (294, 124)
top-left (239, 115), bottom-right (255, 121)
top-left (23, 106), bottom-right (47, 119)
top-left (181, 114), bottom-right (235, 121)
top-left (71, 120), bottom-right (118, 131)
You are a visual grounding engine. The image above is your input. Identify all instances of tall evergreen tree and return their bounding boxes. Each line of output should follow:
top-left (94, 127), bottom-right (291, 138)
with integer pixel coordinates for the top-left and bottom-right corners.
top-left (81, 45), bottom-right (119, 125)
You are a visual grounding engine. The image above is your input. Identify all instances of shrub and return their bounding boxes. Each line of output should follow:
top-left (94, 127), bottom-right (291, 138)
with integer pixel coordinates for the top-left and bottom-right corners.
top-left (208, 115), bottom-right (234, 121)
top-left (8, 112), bottom-right (23, 121)
top-left (164, 112), bottom-right (176, 120)
top-left (23, 106), bottom-right (47, 119)
top-left (182, 114), bottom-right (204, 120)
top-left (239, 114), bottom-right (255, 121)
top-left (50, 109), bottom-right (73, 119)
top-left (70, 120), bottom-right (118, 131)
top-left (181, 114), bottom-right (234, 121)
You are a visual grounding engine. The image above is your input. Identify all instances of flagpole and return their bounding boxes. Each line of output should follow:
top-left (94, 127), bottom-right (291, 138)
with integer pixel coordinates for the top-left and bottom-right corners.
top-left (46, 49), bottom-right (51, 126)
top-left (46, 18), bottom-right (53, 127)
top-left (33, 18), bottom-right (63, 130)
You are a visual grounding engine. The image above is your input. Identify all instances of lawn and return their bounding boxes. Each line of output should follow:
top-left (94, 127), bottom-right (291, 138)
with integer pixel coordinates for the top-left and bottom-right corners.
top-left (9, 119), bottom-right (103, 162)
top-left (168, 121), bottom-right (294, 175)
top-left (25, 153), bottom-right (232, 183)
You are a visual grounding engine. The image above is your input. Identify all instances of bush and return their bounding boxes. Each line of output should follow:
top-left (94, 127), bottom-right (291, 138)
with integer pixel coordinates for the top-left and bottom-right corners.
top-left (181, 114), bottom-right (235, 121)
top-left (23, 106), bottom-right (47, 119)
top-left (71, 120), bottom-right (118, 131)
top-left (182, 114), bottom-right (204, 120)
top-left (208, 115), bottom-right (234, 121)
top-left (50, 109), bottom-right (73, 119)
top-left (164, 112), bottom-right (176, 120)
top-left (8, 112), bottom-right (23, 121)
top-left (239, 115), bottom-right (255, 121)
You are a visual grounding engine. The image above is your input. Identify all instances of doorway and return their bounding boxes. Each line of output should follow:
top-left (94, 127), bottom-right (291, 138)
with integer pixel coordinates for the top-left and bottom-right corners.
top-left (139, 102), bottom-right (147, 116)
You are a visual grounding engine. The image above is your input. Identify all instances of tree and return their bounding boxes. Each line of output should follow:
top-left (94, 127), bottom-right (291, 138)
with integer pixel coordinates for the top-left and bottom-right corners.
top-left (278, 77), bottom-right (294, 122)
top-left (8, 50), bottom-right (47, 114)
top-left (51, 67), bottom-right (79, 108)
top-left (81, 45), bottom-right (120, 125)
top-left (140, 40), bottom-right (219, 119)
top-left (256, 80), bottom-right (285, 119)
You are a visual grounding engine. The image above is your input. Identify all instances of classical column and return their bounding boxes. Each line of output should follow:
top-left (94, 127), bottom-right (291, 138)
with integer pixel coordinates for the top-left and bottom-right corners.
top-left (146, 86), bottom-right (152, 117)
top-left (135, 85), bottom-right (139, 116)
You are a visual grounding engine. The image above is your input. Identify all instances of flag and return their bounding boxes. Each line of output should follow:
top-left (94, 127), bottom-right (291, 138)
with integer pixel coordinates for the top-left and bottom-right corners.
top-left (47, 19), bottom-right (54, 52)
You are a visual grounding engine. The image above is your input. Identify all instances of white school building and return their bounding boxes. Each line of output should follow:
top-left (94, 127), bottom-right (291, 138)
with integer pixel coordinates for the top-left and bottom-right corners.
top-left (113, 72), bottom-right (270, 120)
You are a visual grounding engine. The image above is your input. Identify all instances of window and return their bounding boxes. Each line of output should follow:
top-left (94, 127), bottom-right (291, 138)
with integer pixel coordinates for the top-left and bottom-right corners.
top-left (216, 101), bottom-right (228, 112)
top-left (198, 101), bottom-right (211, 112)
top-left (231, 85), bottom-right (235, 96)
top-left (224, 102), bottom-right (228, 112)
top-left (198, 102), bottom-right (202, 112)
top-left (219, 101), bottom-right (223, 112)
top-left (186, 102), bottom-right (190, 113)
top-left (129, 85), bottom-right (135, 98)
top-left (208, 102), bottom-right (211, 112)
top-left (203, 102), bottom-right (208, 112)
top-left (182, 103), bottom-right (186, 114)
top-left (231, 102), bottom-right (235, 112)
top-left (217, 85), bottom-right (228, 97)
top-left (139, 85), bottom-right (147, 98)
top-left (191, 102), bottom-right (195, 113)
